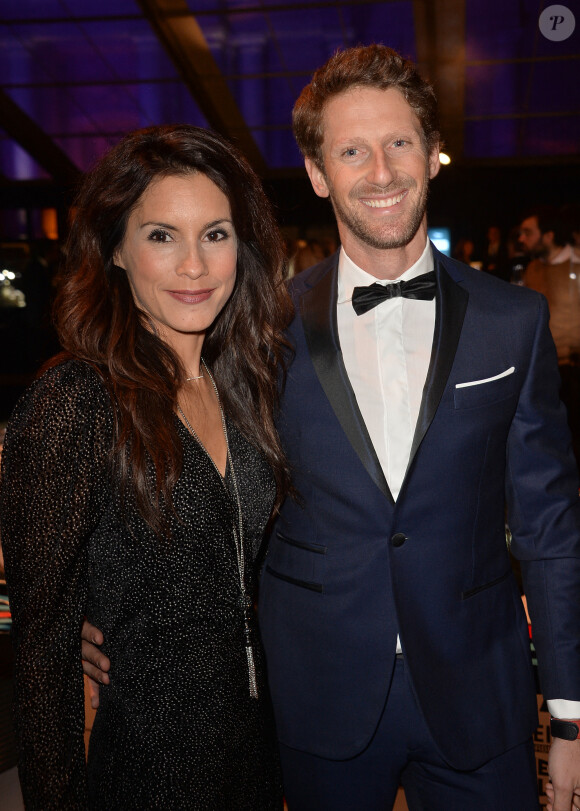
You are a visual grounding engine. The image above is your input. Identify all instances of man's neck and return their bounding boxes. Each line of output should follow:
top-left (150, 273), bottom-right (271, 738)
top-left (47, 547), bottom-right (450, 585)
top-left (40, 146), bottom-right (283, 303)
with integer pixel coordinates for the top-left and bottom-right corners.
top-left (338, 221), bottom-right (429, 280)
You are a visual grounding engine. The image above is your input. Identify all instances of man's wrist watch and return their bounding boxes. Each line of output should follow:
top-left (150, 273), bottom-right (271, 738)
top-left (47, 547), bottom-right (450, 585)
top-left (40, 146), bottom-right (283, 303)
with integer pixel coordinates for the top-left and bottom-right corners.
top-left (550, 718), bottom-right (580, 740)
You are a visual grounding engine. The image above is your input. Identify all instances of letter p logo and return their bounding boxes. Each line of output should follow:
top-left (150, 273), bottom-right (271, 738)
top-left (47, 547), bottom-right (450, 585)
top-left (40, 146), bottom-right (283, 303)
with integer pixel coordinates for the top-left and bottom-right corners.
top-left (539, 5), bottom-right (576, 41)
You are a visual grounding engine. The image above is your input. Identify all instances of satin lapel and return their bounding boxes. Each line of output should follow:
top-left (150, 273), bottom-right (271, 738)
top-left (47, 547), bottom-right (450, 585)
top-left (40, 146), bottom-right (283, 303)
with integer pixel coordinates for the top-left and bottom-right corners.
top-left (300, 260), bottom-right (391, 501)
top-left (408, 254), bottom-right (469, 467)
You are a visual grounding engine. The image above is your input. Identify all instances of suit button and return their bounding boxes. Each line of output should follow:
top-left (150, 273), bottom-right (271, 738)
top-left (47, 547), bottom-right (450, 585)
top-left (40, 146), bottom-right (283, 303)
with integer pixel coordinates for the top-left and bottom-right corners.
top-left (391, 532), bottom-right (407, 547)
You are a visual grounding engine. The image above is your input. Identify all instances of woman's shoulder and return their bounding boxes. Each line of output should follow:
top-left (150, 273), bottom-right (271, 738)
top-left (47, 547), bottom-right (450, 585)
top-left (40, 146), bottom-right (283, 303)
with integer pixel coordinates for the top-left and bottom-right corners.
top-left (9, 356), bottom-right (113, 433)
top-left (31, 356), bottom-right (108, 401)
top-left (35, 355), bottom-right (106, 390)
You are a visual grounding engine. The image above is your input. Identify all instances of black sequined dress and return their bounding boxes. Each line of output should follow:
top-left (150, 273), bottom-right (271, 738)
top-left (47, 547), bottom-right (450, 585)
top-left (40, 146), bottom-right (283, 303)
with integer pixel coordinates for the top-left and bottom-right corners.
top-left (0, 359), bottom-right (283, 810)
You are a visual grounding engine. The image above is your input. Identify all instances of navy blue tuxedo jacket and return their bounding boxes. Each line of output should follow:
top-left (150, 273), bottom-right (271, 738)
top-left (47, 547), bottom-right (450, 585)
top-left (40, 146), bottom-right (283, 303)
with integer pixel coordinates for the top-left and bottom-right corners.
top-left (259, 245), bottom-right (580, 771)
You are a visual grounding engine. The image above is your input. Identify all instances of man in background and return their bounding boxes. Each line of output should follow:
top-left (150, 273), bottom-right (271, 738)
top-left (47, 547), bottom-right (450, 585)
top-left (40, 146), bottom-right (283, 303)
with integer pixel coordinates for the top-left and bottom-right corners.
top-left (520, 206), bottom-right (580, 469)
top-left (520, 206), bottom-right (580, 294)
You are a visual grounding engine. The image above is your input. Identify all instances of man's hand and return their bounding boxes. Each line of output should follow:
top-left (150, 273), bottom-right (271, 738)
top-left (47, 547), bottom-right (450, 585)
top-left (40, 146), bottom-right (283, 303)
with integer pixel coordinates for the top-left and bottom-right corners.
top-left (546, 738), bottom-right (580, 811)
top-left (81, 619), bottom-right (110, 709)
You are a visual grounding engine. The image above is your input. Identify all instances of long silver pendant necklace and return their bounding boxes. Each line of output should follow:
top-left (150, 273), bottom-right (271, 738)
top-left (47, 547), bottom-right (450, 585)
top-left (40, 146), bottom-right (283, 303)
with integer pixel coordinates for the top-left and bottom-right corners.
top-left (177, 359), bottom-right (258, 699)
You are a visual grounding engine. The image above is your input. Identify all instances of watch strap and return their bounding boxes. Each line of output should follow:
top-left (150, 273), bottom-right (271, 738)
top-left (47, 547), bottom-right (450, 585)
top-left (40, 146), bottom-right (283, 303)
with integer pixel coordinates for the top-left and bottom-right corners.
top-left (550, 718), bottom-right (580, 741)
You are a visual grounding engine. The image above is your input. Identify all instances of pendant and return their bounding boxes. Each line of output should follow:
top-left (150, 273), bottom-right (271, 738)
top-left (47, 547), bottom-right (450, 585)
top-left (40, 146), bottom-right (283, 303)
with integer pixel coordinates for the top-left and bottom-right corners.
top-left (242, 593), bottom-right (258, 699)
top-left (245, 639), bottom-right (259, 700)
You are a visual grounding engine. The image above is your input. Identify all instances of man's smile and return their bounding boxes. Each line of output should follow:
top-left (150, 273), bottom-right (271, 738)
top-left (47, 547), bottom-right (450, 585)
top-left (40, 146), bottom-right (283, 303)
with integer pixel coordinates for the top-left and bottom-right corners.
top-left (360, 191), bottom-right (407, 209)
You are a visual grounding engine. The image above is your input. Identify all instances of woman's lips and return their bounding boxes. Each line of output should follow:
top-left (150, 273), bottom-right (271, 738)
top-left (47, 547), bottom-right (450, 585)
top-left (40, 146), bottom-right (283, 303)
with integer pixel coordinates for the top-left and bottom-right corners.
top-left (167, 289), bottom-right (214, 304)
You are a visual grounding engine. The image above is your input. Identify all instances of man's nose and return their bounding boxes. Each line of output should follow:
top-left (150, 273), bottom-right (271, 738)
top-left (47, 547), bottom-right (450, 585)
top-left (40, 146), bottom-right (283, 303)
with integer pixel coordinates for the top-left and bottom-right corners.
top-left (366, 150), bottom-right (395, 187)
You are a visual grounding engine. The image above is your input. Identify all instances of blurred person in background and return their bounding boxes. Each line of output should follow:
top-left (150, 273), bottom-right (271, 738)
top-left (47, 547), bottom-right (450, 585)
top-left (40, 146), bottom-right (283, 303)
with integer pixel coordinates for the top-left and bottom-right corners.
top-left (481, 224), bottom-right (510, 282)
top-left (452, 236), bottom-right (476, 265)
top-left (519, 206), bottom-right (580, 469)
top-left (287, 238), bottom-right (325, 277)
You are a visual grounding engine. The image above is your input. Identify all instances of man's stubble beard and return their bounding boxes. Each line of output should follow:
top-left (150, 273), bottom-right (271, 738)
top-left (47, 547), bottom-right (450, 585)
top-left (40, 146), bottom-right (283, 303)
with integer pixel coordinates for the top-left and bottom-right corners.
top-left (530, 241), bottom-right (549, 261)
top-left (328, 171), bottom-right (430, 251)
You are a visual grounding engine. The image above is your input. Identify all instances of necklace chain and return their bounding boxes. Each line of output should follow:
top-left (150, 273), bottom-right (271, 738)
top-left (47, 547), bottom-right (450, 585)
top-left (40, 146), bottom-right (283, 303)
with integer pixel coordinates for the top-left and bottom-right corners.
top-left (176, 358), bottom-right (258, 699)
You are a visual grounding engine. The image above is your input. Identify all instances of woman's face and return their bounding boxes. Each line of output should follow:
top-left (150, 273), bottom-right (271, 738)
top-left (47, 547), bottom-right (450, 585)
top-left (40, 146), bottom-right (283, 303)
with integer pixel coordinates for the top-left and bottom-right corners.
top-left (114, 172), bottom-right (238, 353)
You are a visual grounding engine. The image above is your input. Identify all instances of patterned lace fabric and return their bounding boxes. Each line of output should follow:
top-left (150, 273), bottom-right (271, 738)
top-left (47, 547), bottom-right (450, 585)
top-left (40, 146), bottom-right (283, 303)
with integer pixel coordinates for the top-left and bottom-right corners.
top-left (0, 359), bottom-right (282, 810)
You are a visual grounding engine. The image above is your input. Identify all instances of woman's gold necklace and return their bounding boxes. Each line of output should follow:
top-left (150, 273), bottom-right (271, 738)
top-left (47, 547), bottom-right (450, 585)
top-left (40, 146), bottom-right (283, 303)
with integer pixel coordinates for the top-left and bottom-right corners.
top-left (177, 359), bottom-right (258, 699)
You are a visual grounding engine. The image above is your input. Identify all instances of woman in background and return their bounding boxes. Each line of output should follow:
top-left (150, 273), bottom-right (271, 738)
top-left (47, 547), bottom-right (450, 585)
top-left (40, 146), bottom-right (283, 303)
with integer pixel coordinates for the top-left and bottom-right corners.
top-left (0, 125), bottom-right (292, 809)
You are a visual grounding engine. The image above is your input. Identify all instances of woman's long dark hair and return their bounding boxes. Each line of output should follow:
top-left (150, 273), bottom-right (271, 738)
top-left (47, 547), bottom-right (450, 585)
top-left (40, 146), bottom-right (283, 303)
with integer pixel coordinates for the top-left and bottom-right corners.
top-left (54, 124), bottom-right (293, 534)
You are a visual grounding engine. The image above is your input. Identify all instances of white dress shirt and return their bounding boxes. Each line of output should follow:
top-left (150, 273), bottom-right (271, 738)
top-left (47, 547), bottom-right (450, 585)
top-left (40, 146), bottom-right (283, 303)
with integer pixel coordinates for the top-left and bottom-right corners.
top-left (337, 238), bottom-right (435, 500)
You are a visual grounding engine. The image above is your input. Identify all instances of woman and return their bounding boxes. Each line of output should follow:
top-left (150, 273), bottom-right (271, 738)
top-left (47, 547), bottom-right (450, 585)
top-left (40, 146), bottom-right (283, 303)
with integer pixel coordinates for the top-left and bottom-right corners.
top-left (0, 125), bottom-right (292, 809)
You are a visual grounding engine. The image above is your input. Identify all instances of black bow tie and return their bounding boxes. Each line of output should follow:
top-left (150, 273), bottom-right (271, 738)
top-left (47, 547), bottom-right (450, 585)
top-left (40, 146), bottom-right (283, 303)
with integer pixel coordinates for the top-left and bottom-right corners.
top-left (351, 271), bottom-right (437, 315)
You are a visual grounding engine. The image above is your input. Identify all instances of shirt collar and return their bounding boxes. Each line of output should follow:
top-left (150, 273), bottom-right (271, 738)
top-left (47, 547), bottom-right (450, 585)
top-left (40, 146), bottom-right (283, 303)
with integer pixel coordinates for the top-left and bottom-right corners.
top-left (549, 244), bottom-right (579, 265)
top-left (337, 238), bottom-right (433, 304)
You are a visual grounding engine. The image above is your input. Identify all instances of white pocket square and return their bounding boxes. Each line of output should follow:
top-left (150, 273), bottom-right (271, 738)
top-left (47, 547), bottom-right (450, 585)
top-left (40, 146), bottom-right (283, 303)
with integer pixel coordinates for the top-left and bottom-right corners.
top-left (455, 366), bottom-right (515, 389)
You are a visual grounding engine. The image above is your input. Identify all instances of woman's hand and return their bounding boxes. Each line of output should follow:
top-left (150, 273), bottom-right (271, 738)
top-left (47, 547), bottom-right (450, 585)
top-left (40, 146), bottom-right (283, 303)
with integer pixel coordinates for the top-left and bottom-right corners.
top-left (81, 619), bottom-right (110, 709)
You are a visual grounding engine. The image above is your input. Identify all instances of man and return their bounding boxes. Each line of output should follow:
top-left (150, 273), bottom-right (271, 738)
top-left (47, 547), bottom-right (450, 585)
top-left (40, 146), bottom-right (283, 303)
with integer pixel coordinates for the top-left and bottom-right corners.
top-left (520, 207), bottom-right (577, 263)
top-left (520, 207), bottom-right (580, 298)
top-left (83, 46), bottom-right (580, 809)
top-left (519, 207), bottom-right (580, 470)
top-left (481, 224), bottom-right (510, 281)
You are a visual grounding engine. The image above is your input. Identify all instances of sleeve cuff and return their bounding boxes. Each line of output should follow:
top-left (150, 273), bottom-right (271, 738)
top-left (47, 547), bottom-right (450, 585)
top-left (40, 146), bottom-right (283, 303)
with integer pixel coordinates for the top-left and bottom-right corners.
top-left (546, 698), bottom-right (580, 718)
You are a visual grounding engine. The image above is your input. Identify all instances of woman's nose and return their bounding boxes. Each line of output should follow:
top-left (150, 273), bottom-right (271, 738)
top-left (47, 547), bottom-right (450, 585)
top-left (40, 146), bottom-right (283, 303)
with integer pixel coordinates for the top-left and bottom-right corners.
top-left (176, 244), bottom-right (207, 279)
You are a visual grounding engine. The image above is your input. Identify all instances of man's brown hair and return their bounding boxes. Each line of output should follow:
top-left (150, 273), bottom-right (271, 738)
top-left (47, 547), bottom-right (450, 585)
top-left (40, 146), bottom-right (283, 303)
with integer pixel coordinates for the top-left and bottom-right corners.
top-left (293, 44), bottom-right (440, 170)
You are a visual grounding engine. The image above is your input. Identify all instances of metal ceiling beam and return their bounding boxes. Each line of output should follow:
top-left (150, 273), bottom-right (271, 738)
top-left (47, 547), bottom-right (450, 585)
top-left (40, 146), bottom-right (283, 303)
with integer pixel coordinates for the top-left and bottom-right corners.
top-left (0, 90), bottom-right (80, 185)
top-left (413, 0), bottom-right (466, 161)
top-left (137, 0), bottom-right (267, 175)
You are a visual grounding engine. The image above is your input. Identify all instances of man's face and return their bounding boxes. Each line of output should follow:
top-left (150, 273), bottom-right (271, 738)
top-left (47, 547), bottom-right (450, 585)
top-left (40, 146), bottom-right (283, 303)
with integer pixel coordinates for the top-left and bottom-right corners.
top-left (518, 216), bottom-right (546, 258)
top-left (305, 86), bottom-right (440, 265)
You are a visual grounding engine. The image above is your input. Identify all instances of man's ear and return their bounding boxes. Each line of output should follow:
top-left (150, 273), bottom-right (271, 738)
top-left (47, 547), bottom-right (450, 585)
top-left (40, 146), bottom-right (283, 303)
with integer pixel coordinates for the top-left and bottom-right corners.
top-left (305, 157), bottom-right (330, 199)
top-left (428, 146), bottom-right (441, 180)
top-left (543, 230), bottom-right (555, 248)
